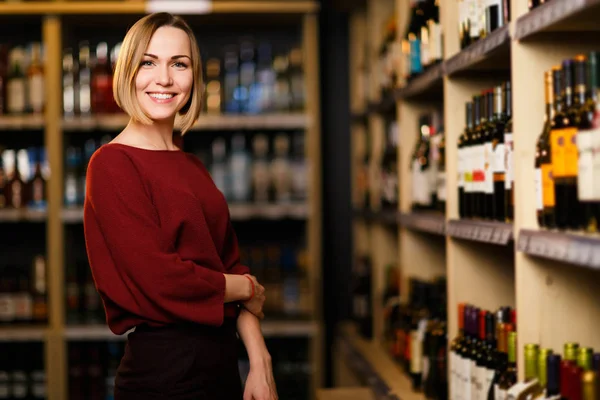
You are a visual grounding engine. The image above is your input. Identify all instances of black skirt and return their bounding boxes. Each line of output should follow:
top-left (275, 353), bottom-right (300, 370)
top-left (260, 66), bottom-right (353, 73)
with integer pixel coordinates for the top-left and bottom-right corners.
top-left (114, 319), bottom-right (244, 400)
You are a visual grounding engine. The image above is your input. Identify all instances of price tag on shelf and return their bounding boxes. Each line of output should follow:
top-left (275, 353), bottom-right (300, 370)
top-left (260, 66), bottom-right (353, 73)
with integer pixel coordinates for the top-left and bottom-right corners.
top-left (517, 233), bottom-right (529, 252)
top-left (590, 245), bottom-right (600, 269)
top-left (499, 227), bottom-right (512, 244)
top-left (528, 235), bottom-right (547, 257)
top-left (146, 0), bottom-right (212, 14)
top-left (566, 240), bottom-right (590, 266)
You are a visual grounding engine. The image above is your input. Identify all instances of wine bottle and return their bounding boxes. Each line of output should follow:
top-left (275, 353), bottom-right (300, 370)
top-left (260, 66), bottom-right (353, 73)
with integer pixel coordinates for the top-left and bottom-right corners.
top-left (451, 303), bottom-right (467, 400)
top-left (474, 310), bottom-right (488, 400)
top-left (463, 102), bottom-right (475, 218)
top-left (460, 305), bottom-right (474, 400)
top-left (488, 320), bottom-right (509, 400)
top-left (578, 52), bottom-right (600, 232)
top-left (483, 90), bottom-right (496, 220)
top-left (496, 331), bottom-right (517, 400)
top-left (536, 71), bottom-right (554, 228)
top-left (472, 95), bottom-right (484, 218)
top-left (503, 82), bottom-right (514, 222)
top-left (492, 85), bottom-right (506, 221)
top-left (506, 344), bottom-right (544, 400)
top-left (552, 59), bottom-right (578, 230)
top-left (545, 354), bottom-right (562, 400)
top-left (578, 347), bottom-right (594, 371)
top-left (582, 369), bottom-right (599, 400)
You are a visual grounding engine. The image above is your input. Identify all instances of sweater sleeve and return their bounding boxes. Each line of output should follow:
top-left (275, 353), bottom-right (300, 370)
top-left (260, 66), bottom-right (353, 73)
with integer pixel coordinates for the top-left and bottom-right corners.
top-left (221, 219), bottom-right (251, 276)
top-left (84, 148), bottom-right (226, 327)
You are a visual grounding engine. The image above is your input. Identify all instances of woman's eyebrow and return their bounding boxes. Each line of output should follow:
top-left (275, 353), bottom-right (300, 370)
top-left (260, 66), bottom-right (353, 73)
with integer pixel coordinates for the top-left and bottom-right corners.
top-left (143, 53), bottom-right (191, 60)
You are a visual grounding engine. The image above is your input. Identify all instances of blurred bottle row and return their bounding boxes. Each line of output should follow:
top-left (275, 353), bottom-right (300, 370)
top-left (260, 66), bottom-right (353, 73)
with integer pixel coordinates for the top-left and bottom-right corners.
top-left (0, 42), bottom-right (45, 116)
top-left (0, 36), bottom-right (305, 118)
top-left (385, 276), bottom-right (448, 400)
top-left (0, 342), bottom-right (46, 400)
top-left (68, 341), bottom-right (123, 400)
top-left (410, 110), bottom-right (446, 213)
top-left (240, 244), bottom-right (310, 317)
top-left (64, 131), bottom-right (307, 209)
top-left (0, 147), bottom-right (49, 211)
top-left (0, 255), bottom-right (47, 326)
top-left (355, 118), bottom-right (399, 211)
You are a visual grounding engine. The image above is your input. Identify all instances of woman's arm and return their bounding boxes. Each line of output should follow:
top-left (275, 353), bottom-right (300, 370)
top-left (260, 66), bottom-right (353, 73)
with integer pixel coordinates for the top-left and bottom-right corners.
top-left (237, 309), bottom-right (278, 400)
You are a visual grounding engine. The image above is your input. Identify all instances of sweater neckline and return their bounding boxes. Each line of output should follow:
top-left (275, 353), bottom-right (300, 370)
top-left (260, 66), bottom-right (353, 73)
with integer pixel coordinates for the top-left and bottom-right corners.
top-left (104, 142), bottom-right (185, 154)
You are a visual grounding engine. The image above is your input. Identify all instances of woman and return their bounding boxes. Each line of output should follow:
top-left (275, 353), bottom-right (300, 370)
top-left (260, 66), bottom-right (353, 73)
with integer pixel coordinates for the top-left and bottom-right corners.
top-left (83, 12), bottom-right (278, 400)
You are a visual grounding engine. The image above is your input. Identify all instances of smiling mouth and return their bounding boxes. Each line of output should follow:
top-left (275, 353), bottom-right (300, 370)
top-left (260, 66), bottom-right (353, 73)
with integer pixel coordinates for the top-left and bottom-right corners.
top-left (148, 92), bottom-right (176, 100)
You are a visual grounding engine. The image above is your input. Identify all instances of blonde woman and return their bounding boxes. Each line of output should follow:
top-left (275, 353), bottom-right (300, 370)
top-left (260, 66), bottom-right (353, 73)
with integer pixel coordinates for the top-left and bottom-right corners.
top-left (83, 12), bottom-right (278, 400)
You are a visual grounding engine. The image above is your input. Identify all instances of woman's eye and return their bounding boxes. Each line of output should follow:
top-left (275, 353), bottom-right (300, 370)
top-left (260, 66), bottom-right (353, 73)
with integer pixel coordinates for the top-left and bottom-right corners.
top-left (141, 60), bottom-right (153, 67)
top-left (174, 62), bottom-right (188, 68)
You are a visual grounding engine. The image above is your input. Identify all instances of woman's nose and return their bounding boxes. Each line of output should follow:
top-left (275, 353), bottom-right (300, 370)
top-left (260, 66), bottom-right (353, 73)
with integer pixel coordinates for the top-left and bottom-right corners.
top-left (155, 65), bottom-right (172, 86)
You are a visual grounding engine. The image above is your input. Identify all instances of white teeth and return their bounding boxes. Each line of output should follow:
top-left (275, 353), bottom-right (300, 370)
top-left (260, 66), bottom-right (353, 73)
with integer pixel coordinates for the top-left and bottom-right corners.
top-left (149, 93), bottom-right (174, 100)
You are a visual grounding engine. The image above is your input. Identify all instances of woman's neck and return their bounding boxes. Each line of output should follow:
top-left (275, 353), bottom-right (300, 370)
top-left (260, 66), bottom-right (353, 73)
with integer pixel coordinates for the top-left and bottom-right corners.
top-left (123, 117), bottom-right (178, 151)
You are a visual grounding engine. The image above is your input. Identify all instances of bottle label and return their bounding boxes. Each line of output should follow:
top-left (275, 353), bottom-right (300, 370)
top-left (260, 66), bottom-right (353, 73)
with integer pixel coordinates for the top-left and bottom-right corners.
top-left (578, 127), bottom-right (595, 201)
top-left (0, 371), bottom-right (8, 399)
top-left (472, 144), bottom-right (483, 193)
top-left (551, 127), bottom-right (574, 178)
top-left (14, 293), bottom-right (32, 321)
top-left (483, 368), bottom-right (495, 399)
top-left (483, 142), bottom-right (494, 194)
top-left (504, 133), bottom-right (513, 189)
top-left (593, 113), bottom-right (600, 200)
top-left (493, 142), bottom-right (505, 173)
top-left (409, 38), bottom-right (422, 75)
top-left (541, 163), bottom-right (555, 207)
top-left (437, 171), bottom-right (447, 201)
top-left (495, 384), bottom-right (506, 400)
top-left (410, 330), bottom-right (422, 373)
top-left (465, 147), bottom-right (473, 193)
top-left (28, 74), bottom-right (44, 113)
top-left (535, 167), bottom-right (543, 211)
top-left (463, 357), bottom-right (471, 400)
top-left (458, 148), bottom-right (465, 188)
top-left (470, 361), bottom-right (479, 400)
top-left (7, 78), bottom-right (26, 113)
top-left (564, 127), bottom-right (579, 177)
top-left (0, 294), bottom-right (15, 322)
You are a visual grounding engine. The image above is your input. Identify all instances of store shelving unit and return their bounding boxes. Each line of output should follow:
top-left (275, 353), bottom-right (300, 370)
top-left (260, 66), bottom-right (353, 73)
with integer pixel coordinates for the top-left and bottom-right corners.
top-left (340, 0), bottom-right (600, 396)
top-left (0, 2), bottom-right (322, 400)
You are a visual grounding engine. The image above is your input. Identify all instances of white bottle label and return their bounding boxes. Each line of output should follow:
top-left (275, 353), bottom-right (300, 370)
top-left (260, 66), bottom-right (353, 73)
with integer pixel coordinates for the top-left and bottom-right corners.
top-left (495, 384), bottom-right (506, 400)
top-left (7, 78), bottom-right (26, 113)
top-left (470, 360), bottom-right (479, 400)
top-left (0, 295), bottom-right (15, 322)
top-left (484, 142), bottom-right (494, 194)
top-left (410, 330), bottom-right (422, 373)
top-left (476, 144), bottom-right (485, 193)
top-left (464, 357), bottom-right (472, 400)
top-left (535, 167), bottom-right (543, 212)
top-left (450, 352), bottom-right (456, 400)
top-left (455, 354), bottom-right (463, 400)
top-left (504, 133), bottom-right (514, 190)
top-left (465, 146), bottom-right (473, 194)
top-left (578, 128), bottom-right (595, 201)
top-left (28, 74), bottom-right (44, 113)
top-left (493, 143), bottom-right (505, 173)
top-left (438, 171), bottom-right (447, 201)
top-left (483, 368), bottom-right (496, 400)
top-left (458, 148), bottom-right (465, 189)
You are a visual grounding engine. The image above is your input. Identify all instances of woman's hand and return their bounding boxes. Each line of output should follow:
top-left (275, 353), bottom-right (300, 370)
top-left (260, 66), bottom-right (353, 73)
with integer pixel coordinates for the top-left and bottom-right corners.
top-left (243, 356), bottom-right (278, 400)
top-left (242, 275), bottom-right (266, 319)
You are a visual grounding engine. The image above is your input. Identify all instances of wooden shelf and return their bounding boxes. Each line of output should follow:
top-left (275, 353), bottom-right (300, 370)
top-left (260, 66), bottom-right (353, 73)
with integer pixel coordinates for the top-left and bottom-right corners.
top-left (447, 219), bottom-right (513, 245)
top-left (352, 209), bottom-right (399, 226)
top-left (367, 93), bottom-right (396, 116)
top-left (63, 203), bottom-right (308, 223)
top-left (395, 62), bottom-right (444, 101)
top-left (0, 115), bottom-right (45, 130)
top-left (65, 320), bottom-right (319, 341)
top-left (62, 113), bottom-right (310, 132)
top-left (514, 0), bottom-right (600, 41)
top-left (338, 323), bottom-right (420, 400)
top-left (317, 388), bottom-right (374, 400)
top-left (0, 1), bottom-right (319, 15)
top-left (517, 229), bottom-right (600, 269)
top-left (0, 326), bottom-right (47, 341)
top-left (0, 208), bottom-right (47, 222)
top-left (399, 212), bottom-right (446, 236)
top-left (444, 25), bottom-right (511, 77)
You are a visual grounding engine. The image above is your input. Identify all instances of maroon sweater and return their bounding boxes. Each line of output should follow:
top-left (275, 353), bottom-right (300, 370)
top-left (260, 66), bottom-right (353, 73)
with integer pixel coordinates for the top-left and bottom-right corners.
top-left (83, 143), bottom-right (249, 335)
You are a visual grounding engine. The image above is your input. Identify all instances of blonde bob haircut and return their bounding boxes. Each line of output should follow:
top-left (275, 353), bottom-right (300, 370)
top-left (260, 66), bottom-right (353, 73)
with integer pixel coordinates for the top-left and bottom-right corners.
top-left (113, 12), bottom-right (203, 134)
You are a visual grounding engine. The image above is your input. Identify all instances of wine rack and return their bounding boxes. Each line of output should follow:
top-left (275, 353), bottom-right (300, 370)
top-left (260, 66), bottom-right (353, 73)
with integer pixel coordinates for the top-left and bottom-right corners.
top-left (341, 0), bottom-right (600, 398)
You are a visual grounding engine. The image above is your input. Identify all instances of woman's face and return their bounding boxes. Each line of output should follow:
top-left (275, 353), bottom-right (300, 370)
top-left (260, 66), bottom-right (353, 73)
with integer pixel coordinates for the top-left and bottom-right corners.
top-left (135, 26), bottom-right (194, 123)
